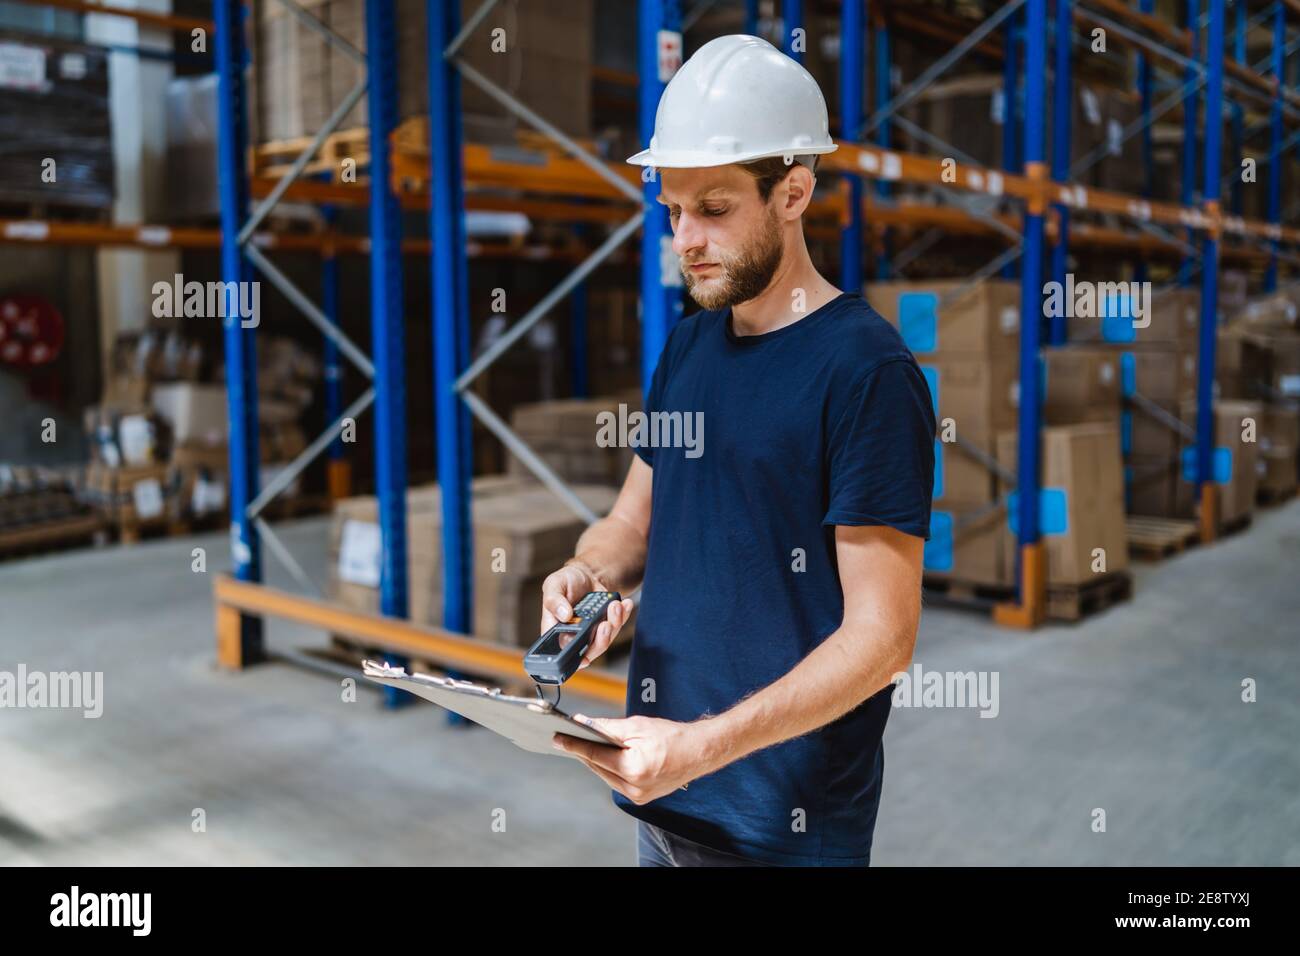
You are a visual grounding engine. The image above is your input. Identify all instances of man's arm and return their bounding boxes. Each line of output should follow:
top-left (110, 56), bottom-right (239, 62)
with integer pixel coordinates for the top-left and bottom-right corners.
top-left (556, 523), bottom-right (923, 803)
top-left (537, 456), bottom-right (653, 667)
top-left (568, 455), bottom-right (654, 594)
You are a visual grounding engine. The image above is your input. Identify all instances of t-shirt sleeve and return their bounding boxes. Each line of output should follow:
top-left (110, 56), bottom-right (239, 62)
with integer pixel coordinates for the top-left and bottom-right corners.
top-left (823, 357), bottom-right (937, 539)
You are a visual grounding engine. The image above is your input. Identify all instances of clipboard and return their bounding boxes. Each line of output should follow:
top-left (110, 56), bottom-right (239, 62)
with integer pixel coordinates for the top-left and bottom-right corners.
top-left (360, 660), bottom-right (626, 758)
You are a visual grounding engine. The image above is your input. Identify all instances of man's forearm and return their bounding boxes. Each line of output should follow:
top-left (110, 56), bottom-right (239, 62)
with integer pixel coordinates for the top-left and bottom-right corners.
top-left (571, 514), bottom-right (648, 595)
top-left (691, 623), bottom-right (914, 775)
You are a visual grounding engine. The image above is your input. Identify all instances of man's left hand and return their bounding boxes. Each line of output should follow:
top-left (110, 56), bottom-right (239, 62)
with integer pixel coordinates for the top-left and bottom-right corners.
top-left (553, 715), bottom-right (721, 805)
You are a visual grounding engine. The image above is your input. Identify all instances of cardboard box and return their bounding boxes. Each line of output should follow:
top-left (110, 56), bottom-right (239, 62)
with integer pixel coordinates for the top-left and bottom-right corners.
top-left (1176, 399), bottom-right (1262, 526)
top-left (1115, 345), bottom-right (1198, 405)
top-left (328, 479), bottom-right (621, 646)
top-left (933, 437), bottom-right (998, 506)
top-left (508, 392), bottom-right (643, 487)
top-left (1240, 332), bottom-right (1300, 399)
top-left (81, 462), bottom-right (176, 528)
top-left (916, 354), bottom-right (1018, 440)
top-left (1140, 288), bottom-right (1201, 347)
top-left (923, 503), bottom-right (1010, 587)
top-left (1043, 346), bottom-right (1121, 425)
top-left (867, 280), bottom-right (1021, 356)
top-left (996, 423), bottom-right (1129, 585)
top-left (152, 383), bottom-right (228, 446)
top-left (1259, 404), bottom-right (1300, 455)
top-left (1125, 406), bottom-right (1182, 460)
top-left (1258, 450), bottom-right (1297, 500)
top-left (1126, 454), bottom-right (1180, 517)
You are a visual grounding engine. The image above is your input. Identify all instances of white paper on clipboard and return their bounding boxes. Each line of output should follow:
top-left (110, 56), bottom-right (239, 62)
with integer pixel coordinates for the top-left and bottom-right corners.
top-left (360, 661), bottom-right (625, 758)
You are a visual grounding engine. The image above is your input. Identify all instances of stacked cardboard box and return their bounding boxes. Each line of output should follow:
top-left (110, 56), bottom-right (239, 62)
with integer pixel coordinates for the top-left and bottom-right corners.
top-left (870, 280), bottom-right (1018, 585)
top-left (328, 478), bottom-right (623, 647)
top-left (870, 279), bottom-right (1127, 586)
top-left (1219, 291), bottom-right (1300, 505)
top-left (1174, 400), bottom-right (1262, 527)
top-left (916, 74), bottom-right (1108, 172)
top-left (1066, 288), bottom-right (1201, 518)
top-left (81, 462), bottom-right (178, 535)
top-left (995, 423), bottom-right (1129, 586)
top-left (1258, 404), bottom-right (1299, 500)
top-left (507, 390), bottom-right (643, 487)
top-left (255, 0), bottom-right (592, 142)
top-left (585, 287), bottom-right (642, 397)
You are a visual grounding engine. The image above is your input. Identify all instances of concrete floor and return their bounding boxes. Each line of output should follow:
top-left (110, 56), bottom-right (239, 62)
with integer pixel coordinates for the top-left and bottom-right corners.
top-left (1, 499), bottom-right (1297, 866)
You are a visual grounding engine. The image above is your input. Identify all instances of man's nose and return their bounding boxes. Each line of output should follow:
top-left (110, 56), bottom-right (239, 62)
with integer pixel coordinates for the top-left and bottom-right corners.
top-left (672, 212), bottom-right (705, 259)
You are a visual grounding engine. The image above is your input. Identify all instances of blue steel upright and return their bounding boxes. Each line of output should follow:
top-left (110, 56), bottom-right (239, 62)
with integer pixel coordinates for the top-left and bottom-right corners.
top-left (840, 0), bottom-right (864, 294)
top-left (1179, 0), bottom-right (1201, 286)
top-left (366, 0), bottom-right (410, 705)
top-left (639, 0), bottom-right (684, 392)
top-left (1265, 0), bottom-right (1285, 292)
top-left (1196, 0), bottom-right (1226, 531)
top-left (428, 0), bottom-right (473, 642)
top-left (214, 0), bottom-right (263, 662)
top-left (1015, 0), bottom-right (1048, 611)
top-left (1048, 0), bottom-right (1071, 344)
top-left (784, 0), bottom-right (803, 63)
top-left (873, 14), bottom-right (892, 279)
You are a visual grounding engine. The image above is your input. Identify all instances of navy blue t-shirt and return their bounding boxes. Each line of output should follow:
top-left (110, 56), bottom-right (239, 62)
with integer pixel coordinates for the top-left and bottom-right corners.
top-left (615, 292), bottom-right (936, 866)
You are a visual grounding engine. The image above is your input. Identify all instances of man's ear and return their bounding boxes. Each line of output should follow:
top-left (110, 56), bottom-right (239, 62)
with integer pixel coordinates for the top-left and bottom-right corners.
top-left (778, 164), bottom-right (815, 220)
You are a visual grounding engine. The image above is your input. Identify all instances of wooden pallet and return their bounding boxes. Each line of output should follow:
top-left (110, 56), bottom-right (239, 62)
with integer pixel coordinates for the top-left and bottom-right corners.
top-left (922, 575), bottom-right (1014, 610)
top-left (251, 127), bottom-right (372, 182)
top-left (925, 570), bottom-right (1133, 623)
top-left (116, 516), bottom-right (174, 545)
top-left (1218, 513), bottom-right (1252, 539)
top-left (1126, 515), bottom-right (1200, 561)
top-left (1257, 486), bottom-right (1297, 507)
top-left (1045, 571), bottom-right (1133, 622)
top-left (0, 513), bottom-right (104, 562)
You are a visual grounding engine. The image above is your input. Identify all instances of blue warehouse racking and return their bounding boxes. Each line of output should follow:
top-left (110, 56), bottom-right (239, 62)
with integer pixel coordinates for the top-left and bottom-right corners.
top-left (74, 0), bottom-right (1287, 652)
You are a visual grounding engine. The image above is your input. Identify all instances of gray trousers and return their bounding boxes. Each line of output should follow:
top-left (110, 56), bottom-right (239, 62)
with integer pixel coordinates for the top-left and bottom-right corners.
top-left (636, 821), bottom-right (775, 867)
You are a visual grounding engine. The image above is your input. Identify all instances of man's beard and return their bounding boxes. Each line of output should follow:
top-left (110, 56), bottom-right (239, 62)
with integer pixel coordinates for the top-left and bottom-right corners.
top-left (681, 209), bottom-right (784, 311)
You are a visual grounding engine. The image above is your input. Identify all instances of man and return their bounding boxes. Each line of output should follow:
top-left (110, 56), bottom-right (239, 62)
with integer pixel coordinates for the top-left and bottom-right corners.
top-left (543, 35), bottom-right (936, 866)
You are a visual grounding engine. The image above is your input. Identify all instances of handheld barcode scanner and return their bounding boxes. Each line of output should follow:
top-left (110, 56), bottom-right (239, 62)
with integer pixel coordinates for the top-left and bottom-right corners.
top-left (524, 591), bottom-right (620, 691)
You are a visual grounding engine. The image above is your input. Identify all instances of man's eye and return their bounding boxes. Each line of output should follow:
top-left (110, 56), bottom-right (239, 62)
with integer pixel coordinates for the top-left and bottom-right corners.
top-left (702, 206), bottom-right (727, 217)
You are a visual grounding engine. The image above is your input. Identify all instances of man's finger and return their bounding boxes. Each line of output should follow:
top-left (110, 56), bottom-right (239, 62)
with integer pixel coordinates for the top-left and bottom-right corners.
top-left (580, 622), bottom-right (613, 668)
top-left (575, 754), bottom-right (636, 797)
top-left (539, 575), bottom-right (575, 629)
top-left (553, 730), bottom-right (628, 775)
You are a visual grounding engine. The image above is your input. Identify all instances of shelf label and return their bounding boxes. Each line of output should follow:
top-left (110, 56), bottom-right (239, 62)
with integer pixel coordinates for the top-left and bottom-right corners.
top-left (339, 520), bottom-right (382, 588)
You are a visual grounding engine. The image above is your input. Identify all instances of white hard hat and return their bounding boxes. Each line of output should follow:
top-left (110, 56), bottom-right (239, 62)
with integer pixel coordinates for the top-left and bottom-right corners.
top-left (627, 34), bottom-right (838, 169)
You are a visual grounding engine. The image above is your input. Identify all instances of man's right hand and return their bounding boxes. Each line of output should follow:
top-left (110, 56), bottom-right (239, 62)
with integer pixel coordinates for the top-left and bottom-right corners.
top-left (540, 561), bottom-right (635, 670)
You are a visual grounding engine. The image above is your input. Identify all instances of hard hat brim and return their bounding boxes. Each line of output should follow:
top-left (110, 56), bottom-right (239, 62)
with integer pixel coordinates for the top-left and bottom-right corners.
top-left (625, 143), bottom-right (839, 168)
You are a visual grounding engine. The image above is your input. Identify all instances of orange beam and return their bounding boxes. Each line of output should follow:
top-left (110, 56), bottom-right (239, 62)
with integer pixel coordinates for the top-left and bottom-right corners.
top-left (825, 140), bottom-right (1300, 245)
top-left (6, 0), bottom-right (213, 33)
top-left (213, 576), bottom-right (628, 706)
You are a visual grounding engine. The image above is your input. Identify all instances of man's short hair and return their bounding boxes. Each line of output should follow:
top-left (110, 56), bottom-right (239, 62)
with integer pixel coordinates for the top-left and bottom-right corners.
top-left (738, 155), bottom-right (819, 201)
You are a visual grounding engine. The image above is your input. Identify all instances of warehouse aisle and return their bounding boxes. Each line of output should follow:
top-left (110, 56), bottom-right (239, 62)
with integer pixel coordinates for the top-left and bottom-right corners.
top-left (2, 501), bottom-right (1297, 866)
